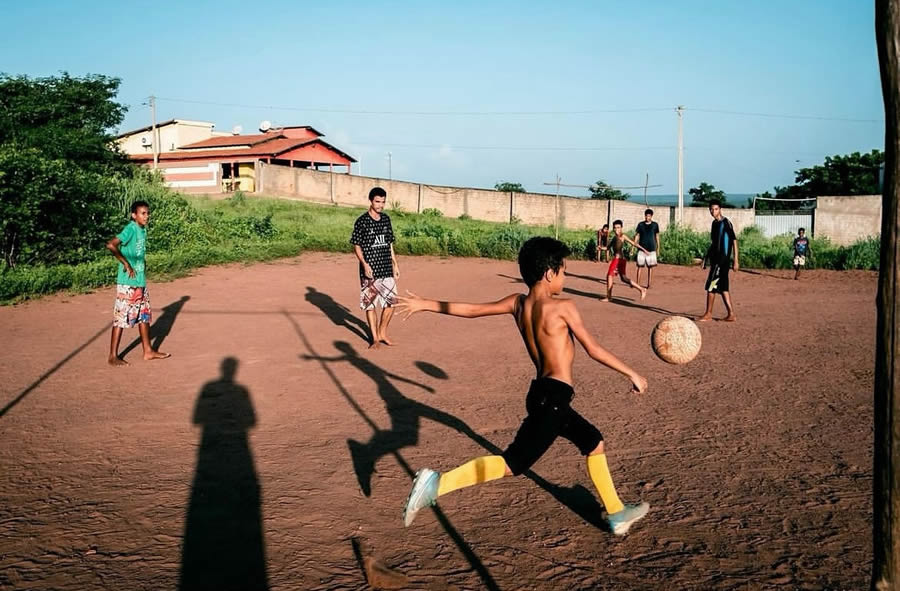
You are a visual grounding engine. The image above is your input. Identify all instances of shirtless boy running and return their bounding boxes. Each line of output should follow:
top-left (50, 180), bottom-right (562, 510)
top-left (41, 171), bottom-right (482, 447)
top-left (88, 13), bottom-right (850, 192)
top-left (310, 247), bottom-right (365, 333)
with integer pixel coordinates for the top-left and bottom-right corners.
top-left (396, 237), bottom-right (650, 535)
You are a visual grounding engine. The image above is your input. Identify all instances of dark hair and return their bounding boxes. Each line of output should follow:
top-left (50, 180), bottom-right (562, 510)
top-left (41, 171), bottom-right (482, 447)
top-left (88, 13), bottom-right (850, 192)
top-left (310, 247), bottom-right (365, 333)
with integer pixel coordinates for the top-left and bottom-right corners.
top-left (708, 199), bottom-right (722, 208)
top-left (368, 187), bottom-right (387, 201)
top-left (601, 223), bottom-right (609, 230)
top-left (518, 237), bottom-right (571, 287)
top-left (612, 219), bottom-right (623, 227)
top-left (644, 208), bottom-right (653, 216)
top-left (131, 200), bottom-right (149, 214)
top-left (798, 227), bottom-right (806, 233)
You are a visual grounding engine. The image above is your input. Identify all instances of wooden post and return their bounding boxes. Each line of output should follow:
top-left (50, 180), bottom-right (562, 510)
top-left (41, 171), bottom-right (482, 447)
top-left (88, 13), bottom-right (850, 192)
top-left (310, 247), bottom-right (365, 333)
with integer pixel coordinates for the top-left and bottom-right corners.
top-left (873, 1), bottom-right (900, 589)
top-left (417, 184), bottom-right (423, 214)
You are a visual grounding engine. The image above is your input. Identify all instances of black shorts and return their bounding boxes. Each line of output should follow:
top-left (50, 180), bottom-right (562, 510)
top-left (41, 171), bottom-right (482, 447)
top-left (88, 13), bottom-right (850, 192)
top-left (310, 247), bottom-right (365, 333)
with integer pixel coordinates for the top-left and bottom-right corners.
top-left (502, 377), bottom-right (604, 476)
top-left (705, 261), bottom-right (730, 293)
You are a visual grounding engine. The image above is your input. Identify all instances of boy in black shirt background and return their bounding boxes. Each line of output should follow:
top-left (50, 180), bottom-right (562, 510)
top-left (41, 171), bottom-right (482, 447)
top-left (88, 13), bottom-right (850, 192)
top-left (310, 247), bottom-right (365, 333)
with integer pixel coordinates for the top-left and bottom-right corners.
top-left (350, 187), bottom-right (400, 348)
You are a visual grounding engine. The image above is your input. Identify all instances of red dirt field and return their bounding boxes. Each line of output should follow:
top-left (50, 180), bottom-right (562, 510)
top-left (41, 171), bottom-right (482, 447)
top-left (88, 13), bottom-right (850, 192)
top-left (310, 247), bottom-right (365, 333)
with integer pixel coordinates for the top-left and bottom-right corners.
top-left (0, 253), bottom-right (876, 590)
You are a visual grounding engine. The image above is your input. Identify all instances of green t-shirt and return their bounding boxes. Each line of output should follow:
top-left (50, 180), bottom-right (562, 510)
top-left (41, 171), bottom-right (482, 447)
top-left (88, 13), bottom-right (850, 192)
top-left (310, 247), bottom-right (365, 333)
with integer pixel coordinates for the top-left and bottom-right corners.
top-left (115, 221), bottom-right (147, 287)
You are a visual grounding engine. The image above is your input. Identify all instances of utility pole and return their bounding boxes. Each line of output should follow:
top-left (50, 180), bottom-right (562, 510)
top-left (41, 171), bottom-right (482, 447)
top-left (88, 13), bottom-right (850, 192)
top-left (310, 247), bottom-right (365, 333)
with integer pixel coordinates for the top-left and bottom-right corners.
top-left (872, 0), bottom-right (900, 588)
top-left (676, 105), bottom-right (684, 223)
top-left (542, 174), bottom-right (562, 239)
top-left (150, 95), bottom-right (158, 170)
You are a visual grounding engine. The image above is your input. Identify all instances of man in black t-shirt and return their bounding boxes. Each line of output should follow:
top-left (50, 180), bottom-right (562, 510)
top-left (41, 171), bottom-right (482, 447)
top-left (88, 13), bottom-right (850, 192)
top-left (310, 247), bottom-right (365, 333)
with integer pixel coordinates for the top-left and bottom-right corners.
top-left (634, 209), bottom-right (660, 289)
top-left (698, 200), bottom-right (739, 322)
top-left (350, 187), bottom-right (400, 348)
top-left (792, 228), bottom-right (811, 280)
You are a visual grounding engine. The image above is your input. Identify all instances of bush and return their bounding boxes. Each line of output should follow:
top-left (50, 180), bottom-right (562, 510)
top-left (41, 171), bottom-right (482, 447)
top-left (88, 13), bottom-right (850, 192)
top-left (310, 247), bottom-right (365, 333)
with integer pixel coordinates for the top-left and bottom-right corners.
top-left (658, 224), bottom-right (708, 266)
top-left (477, 225), bottom-right (532, 260)
top-left (844, 236), bottom-right (880, 270)
top-left (421, 208), bottom-right (443, 218)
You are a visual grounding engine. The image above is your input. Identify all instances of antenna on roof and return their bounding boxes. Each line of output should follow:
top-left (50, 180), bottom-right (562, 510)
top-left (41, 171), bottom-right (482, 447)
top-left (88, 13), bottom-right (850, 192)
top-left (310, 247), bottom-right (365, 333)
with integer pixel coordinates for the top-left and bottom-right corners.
top-left (231, 125), bottom-right (243, 135)
top-left (259, 120), bottom-right (272, 132)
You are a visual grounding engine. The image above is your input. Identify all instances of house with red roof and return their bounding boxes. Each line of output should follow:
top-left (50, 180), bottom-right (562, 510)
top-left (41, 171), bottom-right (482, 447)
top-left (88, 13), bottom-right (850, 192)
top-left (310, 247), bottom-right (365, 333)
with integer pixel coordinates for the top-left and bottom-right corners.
top-left (120, 123), bottom-right (356, 193)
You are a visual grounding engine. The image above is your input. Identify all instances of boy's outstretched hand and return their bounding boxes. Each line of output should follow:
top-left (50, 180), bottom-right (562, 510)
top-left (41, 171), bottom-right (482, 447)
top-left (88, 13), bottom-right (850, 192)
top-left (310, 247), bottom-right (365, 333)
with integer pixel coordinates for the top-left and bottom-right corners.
top-left (395, 290), bottom-right (426, 320)
top-left (630, 374), bottom-right (648, 394)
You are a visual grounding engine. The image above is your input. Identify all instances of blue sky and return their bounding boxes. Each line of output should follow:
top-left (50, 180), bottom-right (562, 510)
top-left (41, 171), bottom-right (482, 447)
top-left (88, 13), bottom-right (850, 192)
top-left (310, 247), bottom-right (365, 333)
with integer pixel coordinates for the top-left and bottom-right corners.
top-left (0, 0), bottom-right (884, 195)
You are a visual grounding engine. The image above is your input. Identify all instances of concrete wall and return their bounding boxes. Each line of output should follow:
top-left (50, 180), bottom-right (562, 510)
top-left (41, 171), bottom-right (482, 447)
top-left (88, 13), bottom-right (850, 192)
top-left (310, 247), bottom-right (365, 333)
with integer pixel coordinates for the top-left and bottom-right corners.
top-left (681, 205), bottom-right (755, 235)
top-left (814, 195), bottom-right (882, 245)
top-left (117, 121), bottom-right (216, 155)
top-left (256, 163), bottom-right (766, 237)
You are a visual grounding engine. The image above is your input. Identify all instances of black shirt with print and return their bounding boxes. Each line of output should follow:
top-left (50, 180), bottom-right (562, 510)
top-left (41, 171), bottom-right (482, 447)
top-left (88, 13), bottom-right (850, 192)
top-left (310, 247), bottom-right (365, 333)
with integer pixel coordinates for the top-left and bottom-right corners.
top-left (350, 211), bottom-right (395, 279)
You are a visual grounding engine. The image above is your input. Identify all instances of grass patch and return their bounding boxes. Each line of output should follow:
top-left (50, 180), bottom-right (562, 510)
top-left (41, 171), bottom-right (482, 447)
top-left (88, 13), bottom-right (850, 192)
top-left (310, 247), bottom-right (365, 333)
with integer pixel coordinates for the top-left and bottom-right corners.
top-left (0, 193), bottom-right (881, 304)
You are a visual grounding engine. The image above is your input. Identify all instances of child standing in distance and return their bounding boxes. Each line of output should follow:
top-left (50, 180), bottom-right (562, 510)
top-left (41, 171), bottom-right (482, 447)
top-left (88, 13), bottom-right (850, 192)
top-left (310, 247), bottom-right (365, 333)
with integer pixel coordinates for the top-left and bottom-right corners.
top-left (698, 200), bottom-right (739, 322)
top-left (792, 227), bottom-right (811, 280)
top-left (106, 200), bottom-right (170, 365)
top-left (603, 220), bottom-right (649, 302)
top-left (596, 223), bottom-right (610, 263)
top-left (351, 187), bottom-right (400, 349)
top-left (397, 237), bottom-right (650, 535)
top-left (634, 209), bottom-right (661, 289)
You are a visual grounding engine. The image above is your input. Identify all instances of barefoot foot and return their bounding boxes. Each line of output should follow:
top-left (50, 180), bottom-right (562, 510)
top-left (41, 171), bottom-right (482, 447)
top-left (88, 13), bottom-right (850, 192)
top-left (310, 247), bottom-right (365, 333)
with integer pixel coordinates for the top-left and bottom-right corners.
top-left (696, 315), bottom-right (713, 322)
top-left (722, 315), bottom-right (737, 322)
top-left (379, 336), bottom-right (395, 346)
top-left (108, 357), bottom-right (129, 367)
top-left (143, 350), bottom-right (171, 361)
top-left (368, 341), bottom-right (381, 350)
top-left (639, 288), bottom-right (647, 301)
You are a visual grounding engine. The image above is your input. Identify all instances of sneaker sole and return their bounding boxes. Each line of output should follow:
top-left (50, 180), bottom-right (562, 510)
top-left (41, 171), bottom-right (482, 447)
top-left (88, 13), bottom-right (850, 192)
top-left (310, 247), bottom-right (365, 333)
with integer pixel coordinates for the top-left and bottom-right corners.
top-left (403, 469), bottom-right (438, 527)
top-left (611, 503), bottom-right (650, 536)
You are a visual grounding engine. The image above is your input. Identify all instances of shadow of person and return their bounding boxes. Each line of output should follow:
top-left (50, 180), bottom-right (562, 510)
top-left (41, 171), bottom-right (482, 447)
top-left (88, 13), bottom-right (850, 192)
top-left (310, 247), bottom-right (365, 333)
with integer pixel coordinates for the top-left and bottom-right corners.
top-left (305, 286), bottom-right (371, 344)
top-left (301, 339), bottom-right (610, 530)
top-left (179, 357), bottom-right (269, 591)
top-left (121, 295), bottom-right (190, 357)
top-left (306, 341), bottom-right (489, 498)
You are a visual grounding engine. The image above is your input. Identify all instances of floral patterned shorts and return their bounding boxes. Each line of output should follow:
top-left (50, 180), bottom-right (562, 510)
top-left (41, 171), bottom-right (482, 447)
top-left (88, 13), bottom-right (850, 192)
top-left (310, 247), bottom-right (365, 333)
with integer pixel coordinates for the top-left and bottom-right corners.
top-left (113, 285), bottom-right (152, 328)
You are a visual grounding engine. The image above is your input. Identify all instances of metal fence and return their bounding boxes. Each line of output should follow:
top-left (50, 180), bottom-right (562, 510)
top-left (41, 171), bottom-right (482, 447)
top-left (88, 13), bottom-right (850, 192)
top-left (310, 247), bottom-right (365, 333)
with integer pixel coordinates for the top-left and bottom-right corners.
top-left (754, 212), bottom-right (814, 238)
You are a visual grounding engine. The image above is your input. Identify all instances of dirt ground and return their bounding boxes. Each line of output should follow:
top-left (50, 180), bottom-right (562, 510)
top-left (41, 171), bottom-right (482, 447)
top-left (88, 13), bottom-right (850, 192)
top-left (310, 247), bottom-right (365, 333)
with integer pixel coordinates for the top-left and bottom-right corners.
top-left (0, 253), bottom-right (876, 590)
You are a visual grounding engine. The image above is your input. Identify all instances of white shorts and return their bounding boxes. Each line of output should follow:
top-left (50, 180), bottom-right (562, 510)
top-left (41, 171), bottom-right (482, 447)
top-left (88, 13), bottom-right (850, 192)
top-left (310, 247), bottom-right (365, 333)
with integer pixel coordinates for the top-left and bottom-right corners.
top-left (794, 255), bottom-right (806, 267)
top-left (636, 251), bottom-right (658, 267)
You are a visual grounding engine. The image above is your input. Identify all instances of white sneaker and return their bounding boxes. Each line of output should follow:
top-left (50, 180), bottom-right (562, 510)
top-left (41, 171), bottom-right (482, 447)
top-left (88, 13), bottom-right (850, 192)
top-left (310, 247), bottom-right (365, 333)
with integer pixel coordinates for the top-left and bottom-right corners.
top-left (608, 502), bottom-right (650, 536)
top-left (403, 469), bottom-right (440, 527)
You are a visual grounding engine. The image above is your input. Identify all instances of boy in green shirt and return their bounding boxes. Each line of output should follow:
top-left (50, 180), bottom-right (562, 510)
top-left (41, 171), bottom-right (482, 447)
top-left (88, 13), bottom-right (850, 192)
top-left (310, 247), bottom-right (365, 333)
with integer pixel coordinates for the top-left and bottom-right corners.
top-left (106, 200), bottom-right (170, 365)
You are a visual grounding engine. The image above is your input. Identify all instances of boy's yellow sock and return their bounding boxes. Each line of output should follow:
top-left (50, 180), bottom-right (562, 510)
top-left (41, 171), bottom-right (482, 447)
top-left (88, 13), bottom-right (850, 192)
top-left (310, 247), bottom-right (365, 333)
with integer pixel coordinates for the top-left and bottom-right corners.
top-left (437, 455), bottom-right (508, 497)
top-left (587, 453), bottom-right (625, 514)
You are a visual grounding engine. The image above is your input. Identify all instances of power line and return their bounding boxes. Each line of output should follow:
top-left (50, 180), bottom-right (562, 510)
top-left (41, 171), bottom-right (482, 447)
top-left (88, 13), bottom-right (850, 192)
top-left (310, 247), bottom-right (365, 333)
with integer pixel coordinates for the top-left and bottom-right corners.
top-left (151, 95), bottom-right (881, 122)
top-left (689, 107), bottom-right (881, 123)
top-left (154, 96), bottom-right (670, 116)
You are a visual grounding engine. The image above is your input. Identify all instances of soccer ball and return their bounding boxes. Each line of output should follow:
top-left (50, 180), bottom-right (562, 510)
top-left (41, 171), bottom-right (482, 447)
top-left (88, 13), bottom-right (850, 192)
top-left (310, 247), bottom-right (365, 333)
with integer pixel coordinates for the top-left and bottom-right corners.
top-left (652, 316), bottom-right (701, 364)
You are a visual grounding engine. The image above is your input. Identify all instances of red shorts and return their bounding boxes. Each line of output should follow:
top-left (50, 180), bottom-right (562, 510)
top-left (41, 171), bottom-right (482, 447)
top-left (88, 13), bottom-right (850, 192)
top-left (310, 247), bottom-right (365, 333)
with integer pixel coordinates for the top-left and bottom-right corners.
top-left (607, 257), bottom-right (626, 277)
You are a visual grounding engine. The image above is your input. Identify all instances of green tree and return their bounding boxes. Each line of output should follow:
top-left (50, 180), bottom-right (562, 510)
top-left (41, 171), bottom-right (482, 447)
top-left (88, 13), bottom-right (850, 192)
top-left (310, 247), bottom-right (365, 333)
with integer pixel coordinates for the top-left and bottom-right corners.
top-left (784, 149), bottom-right (884, 198)
top-left (0, 72), bottom-right (129, 173)
top-left (494, 181), bottom-right (525, 192)
top-left (589, 180), bottom-right (629, 200)
top-left (754, 150), bottom-right (884, 211)
top-left (689, 182), bottom-right (728, 207)
top-left (0, 73), bottom-right (133, 267)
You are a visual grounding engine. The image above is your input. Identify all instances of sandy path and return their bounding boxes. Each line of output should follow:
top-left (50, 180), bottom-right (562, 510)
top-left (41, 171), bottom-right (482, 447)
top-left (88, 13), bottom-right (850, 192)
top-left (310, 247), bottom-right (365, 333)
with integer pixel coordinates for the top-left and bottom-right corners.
top-left (0, 253), bottom-right (875, 590)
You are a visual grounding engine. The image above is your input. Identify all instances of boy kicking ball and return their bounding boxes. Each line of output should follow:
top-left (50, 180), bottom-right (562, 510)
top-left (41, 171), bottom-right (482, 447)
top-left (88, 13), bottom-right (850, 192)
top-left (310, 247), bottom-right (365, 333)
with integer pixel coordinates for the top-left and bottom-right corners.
top-left (396, 237), bottom-right (650, 535)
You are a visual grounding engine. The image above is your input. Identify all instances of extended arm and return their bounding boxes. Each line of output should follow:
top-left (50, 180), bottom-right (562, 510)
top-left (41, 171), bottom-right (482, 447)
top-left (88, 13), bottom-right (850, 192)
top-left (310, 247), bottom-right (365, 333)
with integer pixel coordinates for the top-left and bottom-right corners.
top-left (623, 234), bottom-right (650, 254)
top-left (396, 291), bottom-right (519, 320)
top-left (732, 239), bottom-right (740, 271)
top-left (562, 301), bottom-right (647, 392)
